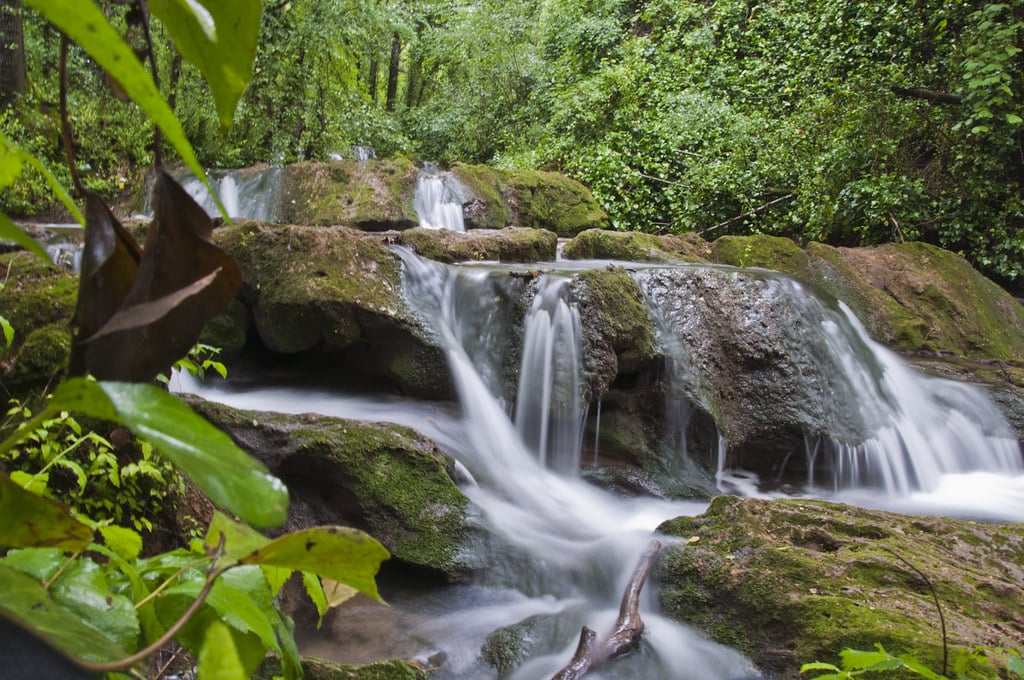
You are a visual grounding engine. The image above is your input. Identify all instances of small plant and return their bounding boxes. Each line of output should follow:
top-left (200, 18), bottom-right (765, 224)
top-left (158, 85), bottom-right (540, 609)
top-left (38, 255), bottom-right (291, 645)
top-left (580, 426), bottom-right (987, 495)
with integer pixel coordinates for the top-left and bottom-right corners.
top-left (802, 644), bottom-right (1024, 680)
top-left (158, 343), bottom-right (228, 384)
top-left (2, 399), bottom-right (182, 532)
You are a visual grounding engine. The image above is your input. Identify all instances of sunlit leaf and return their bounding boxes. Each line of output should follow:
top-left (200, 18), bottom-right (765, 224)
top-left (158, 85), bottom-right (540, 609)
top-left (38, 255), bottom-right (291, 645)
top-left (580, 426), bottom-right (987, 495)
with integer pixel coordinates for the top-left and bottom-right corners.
top-left (302, 570), bottom-right (329, 628)
top-left (239, 527), bottom-right (389, 602)
top-left (0, 548), bottom-right (65, 581)
top-left (98, 525), bottom-right (143, 562)
top-left (82, 173), bottom-right (242, 382)
top-left (841, 646), bottom-right (900, 672)
top-left (148, 0), bottom-right (261, 133)
top-left (320, 577), bottom-right (359, 609)
top-left (9, 469), bottom-right (47, 495)
top-left (801, 662), bottom-right (842, 673)
top-left (1007, 653), bottom-right (1024, 677)
top-left (204, 511), bottom-right (270, 563)
top-left (0, 314), bottom-right (13, 348)
top-left (198, 620), bottom-right (248, 680)
top-left (263, 565), bottom-right (292, 597)
top-left (0, 474), bottom-right (93, 550)
top-left (43, 379), bottom-right (288, 528)
top-left (21, 0), bottom-right (221, 214)
top-left (0, 565), bottom-right (127, 663)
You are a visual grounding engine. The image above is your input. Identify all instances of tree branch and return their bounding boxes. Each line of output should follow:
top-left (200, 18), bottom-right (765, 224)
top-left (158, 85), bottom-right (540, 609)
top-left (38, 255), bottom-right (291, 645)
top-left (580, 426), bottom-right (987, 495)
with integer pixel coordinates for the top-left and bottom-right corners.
top-left (551, 540), bottom-right (662, 680)
top-left (698, 194), bottom-right (795, 236)
top-left (890, 87), bottom-right (963, 105)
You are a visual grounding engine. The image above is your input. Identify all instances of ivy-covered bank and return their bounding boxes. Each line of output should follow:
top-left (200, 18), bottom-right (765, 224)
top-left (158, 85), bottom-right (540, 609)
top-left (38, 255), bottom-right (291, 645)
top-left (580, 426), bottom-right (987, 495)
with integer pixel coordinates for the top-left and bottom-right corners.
top-left (656, 497), bottom-right (1024, 679)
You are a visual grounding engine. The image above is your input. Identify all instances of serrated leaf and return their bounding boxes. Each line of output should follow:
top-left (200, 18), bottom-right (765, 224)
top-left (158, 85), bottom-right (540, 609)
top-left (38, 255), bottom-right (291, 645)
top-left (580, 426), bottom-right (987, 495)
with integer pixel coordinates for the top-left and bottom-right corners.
top-left (0, 564), bottom-right (127, 664)
top-left (204, 511), bottom-right (270, 563)
top-left (148, 0), bottom-right (261, 133)
top-left (0, 473), bottom-right (93, 550)
top-left (20, 0), bottom-right (222, 218)
top-left (198, 620), bottom-right (248, 680)
top-left (841, 646), bottom-right (898, 671)
top-left (302, 571), bottom-right (329, 628)
top-left (0, 548), bottom-right (65, 581)
top-left (263, 565), bottom-right (292, 597)
top-left (99, 525), bottom-right (143, 562)
top-left (42, 379), bottom-right (288, 528)
top-left (902, 655), bottom-right (945, 680)
top-left (239, 527), bottom-right (389, 602)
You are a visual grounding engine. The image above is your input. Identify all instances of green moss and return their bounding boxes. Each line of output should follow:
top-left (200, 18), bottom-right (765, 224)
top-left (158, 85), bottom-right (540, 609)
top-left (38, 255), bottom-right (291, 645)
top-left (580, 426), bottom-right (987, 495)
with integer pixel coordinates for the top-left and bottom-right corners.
top-left (198, 299), bottom-right (250, 356)
top-left (711, 234), bottom-right (810, 275)
top-left (497, 169), bottom-right (610, 236)
top-left (7, 323), bottom-right (71, 389)
top-left (575, 267), bottom-right (655, 356)
top-left (451, 163), bottom-right (510, 229)
top-left (256, 656), bottom-right (428, 680)
top-left (655, 497), bottom-right (1024, 679)
top-left (563, 229), bottom-right (710, 262)
top-left (398, 227), bottom-right (556, 264)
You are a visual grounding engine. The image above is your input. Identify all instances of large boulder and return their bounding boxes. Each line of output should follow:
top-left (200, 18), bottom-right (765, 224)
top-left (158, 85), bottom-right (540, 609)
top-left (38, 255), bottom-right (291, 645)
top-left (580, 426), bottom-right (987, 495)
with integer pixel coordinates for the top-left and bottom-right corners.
top-left (214, 222), bottom-right (452, 399)
top-left (657, 496), bottom-right (1024, 679)
top-left (0, 251), bottom-right (76, 398)
top-left (398, 227), bottom-right (557, 264)
top-left (279, 160), bottom-right (420, 230)
top-left (190, 399), bottom-right (476, 581)
top-left (563, 228), bottom-right (711, 262)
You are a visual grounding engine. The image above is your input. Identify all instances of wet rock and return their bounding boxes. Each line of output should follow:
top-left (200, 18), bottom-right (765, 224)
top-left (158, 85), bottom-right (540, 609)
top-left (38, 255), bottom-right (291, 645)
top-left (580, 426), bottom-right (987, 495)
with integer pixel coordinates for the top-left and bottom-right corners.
top-left (190, 399), bottom-right (476, 582)
top-left (0, 251), bottom-right (76, 398)
top-left (656, 496), bottom-right (1024, 679)
top-left (214, 223), bottom-right (452, 399)
top-left (256, 656), bottom-right (429, 680)
top-left (563, 228), bottom-right (711, 262)
top-left (398, 226), bottom-right (557, 264)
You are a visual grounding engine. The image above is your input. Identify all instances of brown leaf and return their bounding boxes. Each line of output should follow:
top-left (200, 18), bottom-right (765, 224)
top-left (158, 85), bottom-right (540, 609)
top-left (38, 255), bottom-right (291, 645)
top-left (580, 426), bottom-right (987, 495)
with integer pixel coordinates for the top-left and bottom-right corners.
top-left (69, 192), bottom-right (142, 376)
top-left (83, 171), bottom-right (242, 382)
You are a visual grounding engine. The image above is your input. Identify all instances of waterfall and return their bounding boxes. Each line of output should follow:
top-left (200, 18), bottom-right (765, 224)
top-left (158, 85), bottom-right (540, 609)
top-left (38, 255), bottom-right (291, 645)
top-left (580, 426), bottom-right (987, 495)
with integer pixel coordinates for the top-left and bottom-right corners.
top-left (413, 163), bottom-right (466, 232)
top-left (635, 267), bottom-right (1022, 495)
top-left (514, 276), bottom-right (586, 473)
top-left (145, 167), bottom-right (284, 221)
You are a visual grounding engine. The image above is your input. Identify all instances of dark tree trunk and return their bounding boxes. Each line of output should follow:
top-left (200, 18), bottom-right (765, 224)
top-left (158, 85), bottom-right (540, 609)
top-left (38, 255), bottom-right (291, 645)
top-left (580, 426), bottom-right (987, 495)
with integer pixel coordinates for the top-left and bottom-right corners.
top-left (385, 31), bottom-right (401, 112)
top-left (405, 47), bottom-right (423, 109)
top-left (368, 55), bottom-right (379, 104)
top-left (0, 0), bottom-right (27, 107)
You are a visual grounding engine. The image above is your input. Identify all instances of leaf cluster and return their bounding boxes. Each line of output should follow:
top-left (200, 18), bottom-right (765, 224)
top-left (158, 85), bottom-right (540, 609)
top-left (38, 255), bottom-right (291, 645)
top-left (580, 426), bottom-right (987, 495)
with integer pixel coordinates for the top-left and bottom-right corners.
top-left (802, 643), bottom-right (1024, 680)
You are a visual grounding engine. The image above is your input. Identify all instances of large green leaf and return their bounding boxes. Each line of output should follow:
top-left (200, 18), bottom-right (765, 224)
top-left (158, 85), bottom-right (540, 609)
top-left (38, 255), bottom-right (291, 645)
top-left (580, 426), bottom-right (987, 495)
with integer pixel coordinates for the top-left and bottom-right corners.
top-left (49, 559), bottom-right (139, 652)
top-left (148, 0), bottom-right (262, 133)
top-left (44, 379), bottom-right (288, 528)
top-left (0, 131), bottom-right (85, 227)
top-left (0, 211), bottom-right (50, 264)
top-left (21, 0), bottom-right (222, 216)
top-left (198, 620), bottom-right (248, 680)
top-left (0, 473), bottom-right (94, 550)
top-left (239, 527), bottom-right (389, 602)
top-left (0, 565), bottom-right (127, 664)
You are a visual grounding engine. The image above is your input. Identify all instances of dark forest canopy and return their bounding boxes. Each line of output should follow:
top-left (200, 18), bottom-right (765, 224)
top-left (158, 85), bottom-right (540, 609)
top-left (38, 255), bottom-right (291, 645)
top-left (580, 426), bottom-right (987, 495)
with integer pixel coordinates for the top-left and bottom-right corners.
top-left (2, 0), bottom-right (1023, 286)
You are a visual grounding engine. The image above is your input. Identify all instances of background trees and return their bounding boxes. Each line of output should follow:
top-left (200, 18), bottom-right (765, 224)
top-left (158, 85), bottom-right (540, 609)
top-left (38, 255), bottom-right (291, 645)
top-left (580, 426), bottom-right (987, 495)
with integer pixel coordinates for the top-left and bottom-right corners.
top-left (3, 0), bottom-right (1023, 287)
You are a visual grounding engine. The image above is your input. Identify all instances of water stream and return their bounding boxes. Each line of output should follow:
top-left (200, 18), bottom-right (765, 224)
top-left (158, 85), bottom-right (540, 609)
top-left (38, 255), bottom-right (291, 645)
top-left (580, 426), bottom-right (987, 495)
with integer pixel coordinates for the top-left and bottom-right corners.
top-left (173, 247), bottom-right (1024, 678)
top-left (413, 163), bottom-right (467, 232)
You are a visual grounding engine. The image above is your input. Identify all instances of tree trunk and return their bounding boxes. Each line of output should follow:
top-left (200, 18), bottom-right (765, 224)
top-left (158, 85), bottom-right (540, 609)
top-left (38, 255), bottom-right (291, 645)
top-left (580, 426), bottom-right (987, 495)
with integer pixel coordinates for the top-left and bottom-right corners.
top-left (368, 55), bottom-right (379, 104)
top-left (385, 31), bottom-right (401, 112)
top-left (0, 0), bottom-right (27, 108)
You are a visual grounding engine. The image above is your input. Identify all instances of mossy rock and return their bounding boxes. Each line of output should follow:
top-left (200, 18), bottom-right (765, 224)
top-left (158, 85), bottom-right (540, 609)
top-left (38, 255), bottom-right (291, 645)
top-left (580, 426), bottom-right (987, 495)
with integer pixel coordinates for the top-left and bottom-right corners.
top-left (279, 160), bottom-right (420, 230)
top-left (450, 163), bottom-right (511, 229)
top-left (497, 169), bottom-right (610, 236)
top-left (0, 251), bottom-right (77, 397)
top-left (711, 234), bottom-right (809, 274)
top-left (398, 227), bottom-right (556, 264)
top-left (562, 228), bottom-right (711, 262)
top-left (198, 299), bottom-right (251, 357)
top-left (256, 656), bottom-right (429, 680)
top-left (656, 496), bottom-right (1024, 679)
top-left (190, 400), bottom-right (474, 581)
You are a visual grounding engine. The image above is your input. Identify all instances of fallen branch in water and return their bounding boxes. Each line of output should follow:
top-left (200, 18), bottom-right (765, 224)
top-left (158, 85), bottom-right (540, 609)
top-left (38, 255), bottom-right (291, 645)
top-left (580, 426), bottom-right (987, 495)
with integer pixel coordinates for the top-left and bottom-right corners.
top-left (551, 539), bottom-right (662, 680)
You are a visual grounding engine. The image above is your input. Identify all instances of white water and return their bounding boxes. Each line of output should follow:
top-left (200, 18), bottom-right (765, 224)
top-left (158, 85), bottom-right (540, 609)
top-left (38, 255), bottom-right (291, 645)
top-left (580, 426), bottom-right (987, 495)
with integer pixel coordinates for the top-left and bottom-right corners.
top-left (172, 252), bottom-right (1024, 677)
top-left (413, 164), bottom-right (466, 232)
top-left (149, 167), bottom-right (283, 221)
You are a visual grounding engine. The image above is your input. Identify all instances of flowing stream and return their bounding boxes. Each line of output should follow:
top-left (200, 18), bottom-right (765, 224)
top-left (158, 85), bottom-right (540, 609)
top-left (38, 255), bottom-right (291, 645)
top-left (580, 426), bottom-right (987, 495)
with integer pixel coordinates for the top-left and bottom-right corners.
top-left (173, 247), bottom-right (1024, 678)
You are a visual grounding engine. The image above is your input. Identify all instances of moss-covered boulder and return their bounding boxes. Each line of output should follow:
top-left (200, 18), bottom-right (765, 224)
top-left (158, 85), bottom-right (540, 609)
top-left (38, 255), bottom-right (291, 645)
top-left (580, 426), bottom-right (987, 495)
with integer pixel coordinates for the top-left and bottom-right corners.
top-left (657, 496), bottom-right (1024, 679)
top-left (256, 656), bottom-right (429, 680)
top-left (398, 227), bottom-right (557, 264)
top-left (563, 229), bottom-right (712, 262)
top-left (214, 222), bottom-right (451, 398)
top-left (190, 400), bottom-right (475, 581)
top-left (279, 160), bottom-right (420, 230)
top-left (0, 251), bottom-right (76, 397)
top-left (448, 164), bottom-right (610, 235)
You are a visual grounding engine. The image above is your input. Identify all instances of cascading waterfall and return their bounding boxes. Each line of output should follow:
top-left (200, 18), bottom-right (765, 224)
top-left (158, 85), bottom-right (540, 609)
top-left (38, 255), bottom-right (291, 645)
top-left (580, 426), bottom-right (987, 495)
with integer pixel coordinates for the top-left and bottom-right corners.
top-left (514, 276), bottom-right (586, 473)
top-left (634, 267), bottom-right (1022, 496)
top-left (146, 167), bottom-right (284, 221)
top-left (413, 163), bottom-right (466, 232)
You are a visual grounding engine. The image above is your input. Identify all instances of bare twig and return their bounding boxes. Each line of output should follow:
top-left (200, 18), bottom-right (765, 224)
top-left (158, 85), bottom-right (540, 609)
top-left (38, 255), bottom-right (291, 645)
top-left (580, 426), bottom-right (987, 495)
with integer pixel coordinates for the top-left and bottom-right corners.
top-left (551, 540), bottom-right (662, 680)
top-left (698, 194), bottom-right (795, 236)
top-left (879, 546), bottom-right (947, 677)
top-left (58, 35), bottom-right (85, 196)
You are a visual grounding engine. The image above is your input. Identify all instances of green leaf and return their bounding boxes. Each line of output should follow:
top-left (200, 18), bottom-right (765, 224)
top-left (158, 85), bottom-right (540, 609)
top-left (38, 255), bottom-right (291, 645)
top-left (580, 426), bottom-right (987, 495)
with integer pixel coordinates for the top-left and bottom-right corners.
top-left (841, 646), bottom-right (901, 672)
top-left (198, 620), bottom-right (248, 680)
top-left (49, 558), bottom-right (139, 651)
top-left (1, 131), bottom-right (85, 226)
top-left (0, 314), bottom-right (13, 348)
top-left (263, 565), bottom-right (293, 597)
top-left (43, 379), bottom-right (288, 528)
top-left (1007, 653), bottom-right (1024, 678)
top-left (147, 0), bottom-right (262, 133)
top-left (1007, 113), bottom-right (1023, 125)
top-left (239, 526), bottom-right (389, 602)
top-left (99, 525), bottom-right (143, 562)
top-left (0, 473), bottom-right (94, 550)
top-left (302, 571), bottom-right (329, 628)
top-left (21, 0), bottom-right (224, 219)
top-left (0, 211), bottom-right (51, 264)
top-left (902, 655), bottom-right (947, 680)
top-left (204, 510), bottom-right (271, 562)
top-left (9, 469), bottom-right (48, 496)
top-left (0, 564), bottom-right (127, 663)
top-left (0, 548), bottom-right (65, 581)
top-left (801, 662), bottom-right (842, 673)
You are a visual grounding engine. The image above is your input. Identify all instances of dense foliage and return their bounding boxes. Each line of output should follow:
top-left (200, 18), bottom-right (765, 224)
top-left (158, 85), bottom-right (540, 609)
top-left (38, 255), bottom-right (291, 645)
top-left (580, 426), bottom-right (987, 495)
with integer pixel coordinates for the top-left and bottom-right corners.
top-left (2, 0), bottom-right (1022, 284)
